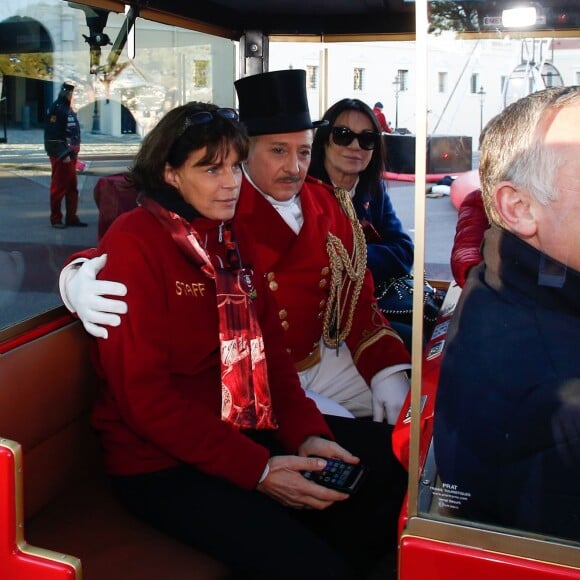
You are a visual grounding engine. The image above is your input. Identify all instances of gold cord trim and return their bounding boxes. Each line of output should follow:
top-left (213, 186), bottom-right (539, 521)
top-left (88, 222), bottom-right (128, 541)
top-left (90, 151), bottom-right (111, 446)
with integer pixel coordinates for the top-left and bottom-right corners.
top-left (322, 188), bottom-right (367, 350)
top-left (294, 343), bottom-right (322, 372)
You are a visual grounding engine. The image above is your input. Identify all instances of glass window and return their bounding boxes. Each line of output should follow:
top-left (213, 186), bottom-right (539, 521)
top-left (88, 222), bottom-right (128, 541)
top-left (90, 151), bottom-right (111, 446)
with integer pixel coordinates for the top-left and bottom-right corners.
top-left (193, 59), bottom-right (210, 88)
top-left (470, 72), bottom-right (480, 94)
top-left (353, 67), bottom-right (364, 91)
top-left (423, 0), bottom-right (580, 556)
top-left (306, 65), bottom-right (318, 89)
top-left (0, 1), bottom-right (235, 335)
top-left (398, 68), bottom-right (409, 91)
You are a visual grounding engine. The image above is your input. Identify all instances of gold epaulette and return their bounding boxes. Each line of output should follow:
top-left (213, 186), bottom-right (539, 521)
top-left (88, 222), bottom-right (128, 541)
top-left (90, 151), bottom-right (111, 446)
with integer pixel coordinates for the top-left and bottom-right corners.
top-left (322, 187), bottom-right (368, 350)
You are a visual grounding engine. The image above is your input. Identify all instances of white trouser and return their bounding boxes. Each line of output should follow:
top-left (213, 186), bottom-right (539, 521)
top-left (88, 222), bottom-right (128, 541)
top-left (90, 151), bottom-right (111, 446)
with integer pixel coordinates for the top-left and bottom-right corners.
top-left (299, 341), bottom-right (372, 418)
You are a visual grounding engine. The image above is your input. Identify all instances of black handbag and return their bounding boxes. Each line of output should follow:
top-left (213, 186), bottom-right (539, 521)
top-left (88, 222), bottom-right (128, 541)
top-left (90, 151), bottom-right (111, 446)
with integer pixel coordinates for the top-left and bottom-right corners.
top-left (376, 275), bottom-right (444, 335)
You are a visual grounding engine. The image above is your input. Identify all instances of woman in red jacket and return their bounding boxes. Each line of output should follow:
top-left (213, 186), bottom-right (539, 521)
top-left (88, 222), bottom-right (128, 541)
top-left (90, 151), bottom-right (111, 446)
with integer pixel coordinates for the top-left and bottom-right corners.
top-left (90, 101), bottom-right (369, 579)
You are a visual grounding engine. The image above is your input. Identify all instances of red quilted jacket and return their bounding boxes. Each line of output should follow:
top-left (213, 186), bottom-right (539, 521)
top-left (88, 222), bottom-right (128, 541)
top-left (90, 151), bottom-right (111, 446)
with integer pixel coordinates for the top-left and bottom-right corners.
top-left (450, 188), bottom-right (489, 287)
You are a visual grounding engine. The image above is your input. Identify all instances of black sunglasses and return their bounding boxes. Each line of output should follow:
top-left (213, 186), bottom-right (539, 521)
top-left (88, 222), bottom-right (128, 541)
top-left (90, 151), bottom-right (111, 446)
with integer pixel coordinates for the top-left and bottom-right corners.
top-left (177, 108), bottom-right (239, 138)
top-left (331, 126), bottom-right (380, 151)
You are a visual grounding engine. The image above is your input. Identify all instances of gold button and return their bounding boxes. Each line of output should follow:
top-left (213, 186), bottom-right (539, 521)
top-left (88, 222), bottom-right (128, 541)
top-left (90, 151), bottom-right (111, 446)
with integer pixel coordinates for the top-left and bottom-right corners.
top-left (269, 280), bottom-right (279, 291)
top-left (279, 309), bottom-right (288, 320)
top-left (266, 272), bottom-right (276, 281)
top-left (319, 299), bottom-right (326, 308)
top-left (321, 266), bottom-right (330, 276)
top-left (319, 279), bottom-right (327, 288)
top-left (281, 321), bottom-right (289, 331)
top-left (286, 348), bottom-right (292, 354)
top-left (317, 311), bottom-right (323, 319)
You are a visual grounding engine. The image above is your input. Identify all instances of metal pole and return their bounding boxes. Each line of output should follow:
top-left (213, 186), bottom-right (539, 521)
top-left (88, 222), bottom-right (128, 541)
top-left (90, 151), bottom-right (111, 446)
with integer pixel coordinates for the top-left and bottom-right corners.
top-left (91, 92), bottom-right (101, 134)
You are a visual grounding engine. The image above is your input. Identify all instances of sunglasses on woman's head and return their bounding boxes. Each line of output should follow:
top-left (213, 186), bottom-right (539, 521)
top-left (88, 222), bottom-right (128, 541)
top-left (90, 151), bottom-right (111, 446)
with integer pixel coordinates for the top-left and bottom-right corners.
top-left (331, 126), bottom-right (379, 151)
top-left (178, 108), bottom-right (239, 138)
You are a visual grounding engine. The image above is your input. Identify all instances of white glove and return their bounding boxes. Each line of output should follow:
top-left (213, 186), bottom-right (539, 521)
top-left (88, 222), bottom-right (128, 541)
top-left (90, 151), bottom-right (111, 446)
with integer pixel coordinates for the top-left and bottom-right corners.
top-left (59, 254), bottom-right (128, 339)
top-left (371, 370), bottom-right (410, 424)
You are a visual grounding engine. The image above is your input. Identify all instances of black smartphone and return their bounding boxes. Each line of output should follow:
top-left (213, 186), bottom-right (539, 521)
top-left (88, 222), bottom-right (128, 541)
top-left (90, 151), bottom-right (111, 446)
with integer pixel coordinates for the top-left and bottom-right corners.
top-left (302, 457), bottom-right (367, 494)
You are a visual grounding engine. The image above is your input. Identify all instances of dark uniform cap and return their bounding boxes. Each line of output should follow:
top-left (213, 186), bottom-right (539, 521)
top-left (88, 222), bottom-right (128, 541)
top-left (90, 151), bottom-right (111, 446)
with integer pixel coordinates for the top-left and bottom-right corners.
top-left (61, 82), bottom-right (75, 93)
top-left (374, 102), bottom-right (384, 109)
top-left (234, 69), bottom-right (328, 136)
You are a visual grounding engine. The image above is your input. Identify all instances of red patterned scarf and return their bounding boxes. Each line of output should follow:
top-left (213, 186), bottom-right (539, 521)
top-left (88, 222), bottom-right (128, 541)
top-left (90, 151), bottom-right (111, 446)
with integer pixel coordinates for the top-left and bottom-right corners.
top-left (140, 196), bottom-right (277, 430)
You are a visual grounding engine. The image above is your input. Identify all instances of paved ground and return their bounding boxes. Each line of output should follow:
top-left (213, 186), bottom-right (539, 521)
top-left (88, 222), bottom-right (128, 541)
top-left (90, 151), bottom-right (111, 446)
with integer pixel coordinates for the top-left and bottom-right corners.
top-left (0, 127), bottom-right (460, 331)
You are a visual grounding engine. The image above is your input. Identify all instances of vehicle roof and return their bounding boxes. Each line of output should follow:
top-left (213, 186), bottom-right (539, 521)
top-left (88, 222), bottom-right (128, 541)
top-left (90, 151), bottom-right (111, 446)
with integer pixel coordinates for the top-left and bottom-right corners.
top-left (69, 0), bottom-right (413, 38)
top-left (69, 0), bottom-right (580, 40)
top-left (152, 0), bottom-right (416, 37)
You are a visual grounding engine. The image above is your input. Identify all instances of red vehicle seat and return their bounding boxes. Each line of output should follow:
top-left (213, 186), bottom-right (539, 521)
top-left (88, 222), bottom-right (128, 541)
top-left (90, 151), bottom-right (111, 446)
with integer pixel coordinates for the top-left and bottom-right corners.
top-left (0, 317), bottom-right (228, 580)
top-left (93, 173), bottom-right (138, 241)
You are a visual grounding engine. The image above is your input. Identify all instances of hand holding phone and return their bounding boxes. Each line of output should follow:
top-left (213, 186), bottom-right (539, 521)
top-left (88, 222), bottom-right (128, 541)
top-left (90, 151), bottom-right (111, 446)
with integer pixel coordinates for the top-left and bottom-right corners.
top-left (302, 457), bottom-right (367, 494)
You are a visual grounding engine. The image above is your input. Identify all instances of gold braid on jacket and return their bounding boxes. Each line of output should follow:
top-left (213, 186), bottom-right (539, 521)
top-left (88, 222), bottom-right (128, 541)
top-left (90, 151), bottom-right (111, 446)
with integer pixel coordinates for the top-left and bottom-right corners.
top-left (322, 187), bottom-right (367, 351)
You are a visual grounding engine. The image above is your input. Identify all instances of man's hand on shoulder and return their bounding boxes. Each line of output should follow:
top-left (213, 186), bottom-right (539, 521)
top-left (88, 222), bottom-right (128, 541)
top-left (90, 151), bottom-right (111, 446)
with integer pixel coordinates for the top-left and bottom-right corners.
top-left (59, 254), bottom-right (128, 339)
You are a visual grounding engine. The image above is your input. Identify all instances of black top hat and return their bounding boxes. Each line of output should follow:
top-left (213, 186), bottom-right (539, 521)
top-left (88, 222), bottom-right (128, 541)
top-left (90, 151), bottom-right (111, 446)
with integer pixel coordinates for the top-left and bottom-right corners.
top-left (234, 69), bottom-right (327, 136)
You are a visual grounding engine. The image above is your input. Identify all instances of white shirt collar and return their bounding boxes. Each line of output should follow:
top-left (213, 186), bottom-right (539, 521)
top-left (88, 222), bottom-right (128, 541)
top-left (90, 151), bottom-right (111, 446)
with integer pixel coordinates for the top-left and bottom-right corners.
top-left (242, 164), bottom-right (303, 233)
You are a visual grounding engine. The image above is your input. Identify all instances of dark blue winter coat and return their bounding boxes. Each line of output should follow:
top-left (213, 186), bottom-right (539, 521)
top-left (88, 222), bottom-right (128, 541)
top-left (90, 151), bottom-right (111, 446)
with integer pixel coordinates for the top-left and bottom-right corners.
top-left (434, 225), bottom-right (580, 541)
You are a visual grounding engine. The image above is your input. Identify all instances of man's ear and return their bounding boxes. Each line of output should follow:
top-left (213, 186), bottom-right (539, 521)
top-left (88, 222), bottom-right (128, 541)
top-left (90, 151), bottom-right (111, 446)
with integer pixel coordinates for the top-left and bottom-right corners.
top-left (494, 181), bottom-right (537, 238)
top-left (164, 163), bottom-right (179, 189)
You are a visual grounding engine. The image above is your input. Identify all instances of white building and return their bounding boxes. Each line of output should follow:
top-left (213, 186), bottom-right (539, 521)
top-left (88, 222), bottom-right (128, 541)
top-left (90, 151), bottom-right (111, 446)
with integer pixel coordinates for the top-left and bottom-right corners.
top-left (269, 36), bottom-right (580, 145)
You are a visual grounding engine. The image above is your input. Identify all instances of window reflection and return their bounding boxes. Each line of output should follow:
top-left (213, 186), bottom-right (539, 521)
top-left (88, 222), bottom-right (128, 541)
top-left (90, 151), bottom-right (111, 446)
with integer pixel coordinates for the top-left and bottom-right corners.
top-left (424, 1), bottom-right (580, 548)
top-left (0, 1), bottom-right (234, 332)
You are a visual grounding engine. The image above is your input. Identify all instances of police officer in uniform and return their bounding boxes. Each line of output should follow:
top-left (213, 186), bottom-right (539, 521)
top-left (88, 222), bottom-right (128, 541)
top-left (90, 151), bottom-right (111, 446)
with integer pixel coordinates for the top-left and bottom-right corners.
top-left (44, 82), bottom-right (87, 229)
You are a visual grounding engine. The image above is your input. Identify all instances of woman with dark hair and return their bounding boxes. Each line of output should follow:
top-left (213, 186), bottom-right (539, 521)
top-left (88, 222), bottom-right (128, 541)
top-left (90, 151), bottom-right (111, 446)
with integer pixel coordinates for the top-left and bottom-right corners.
top-left (84, 101), bottom-right (367, 579)
top-left (310, 98), bottom-right (414, 343)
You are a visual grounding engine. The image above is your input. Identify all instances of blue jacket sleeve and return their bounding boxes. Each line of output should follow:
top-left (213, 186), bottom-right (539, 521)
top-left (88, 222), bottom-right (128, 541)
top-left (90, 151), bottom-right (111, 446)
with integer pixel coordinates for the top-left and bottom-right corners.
top-left (358, 179), bottom-right (414, 283)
